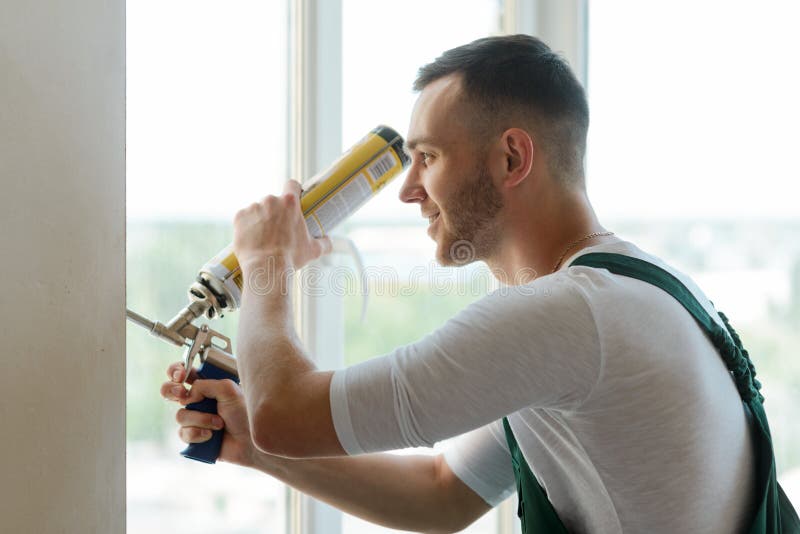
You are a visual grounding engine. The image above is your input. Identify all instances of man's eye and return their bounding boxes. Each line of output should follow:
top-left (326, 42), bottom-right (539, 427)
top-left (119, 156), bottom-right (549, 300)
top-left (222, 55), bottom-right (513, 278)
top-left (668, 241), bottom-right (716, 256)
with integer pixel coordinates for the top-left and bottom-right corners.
top-left (421, 152), bottom-right (433, 164)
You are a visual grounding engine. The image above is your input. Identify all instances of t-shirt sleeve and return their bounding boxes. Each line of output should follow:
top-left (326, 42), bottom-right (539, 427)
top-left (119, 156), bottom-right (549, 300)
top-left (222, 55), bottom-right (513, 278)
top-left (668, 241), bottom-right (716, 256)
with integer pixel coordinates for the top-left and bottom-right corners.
top-left (329, 273), bottom-right (602, 455)
top-left (443, 420), bottom-right (517, 507)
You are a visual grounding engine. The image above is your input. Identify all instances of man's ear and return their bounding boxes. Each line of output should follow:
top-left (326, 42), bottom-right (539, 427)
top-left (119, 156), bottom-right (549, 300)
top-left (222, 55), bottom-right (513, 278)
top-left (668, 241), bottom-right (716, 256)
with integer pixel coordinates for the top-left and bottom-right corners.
top-left (500, 128), bottom-right (534, 188)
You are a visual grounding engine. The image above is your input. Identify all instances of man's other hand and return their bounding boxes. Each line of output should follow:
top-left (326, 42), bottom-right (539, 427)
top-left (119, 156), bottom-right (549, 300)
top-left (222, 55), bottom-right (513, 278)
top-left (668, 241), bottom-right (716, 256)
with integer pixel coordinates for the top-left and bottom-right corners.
top-left (160, 362), bottom-right (256, 468)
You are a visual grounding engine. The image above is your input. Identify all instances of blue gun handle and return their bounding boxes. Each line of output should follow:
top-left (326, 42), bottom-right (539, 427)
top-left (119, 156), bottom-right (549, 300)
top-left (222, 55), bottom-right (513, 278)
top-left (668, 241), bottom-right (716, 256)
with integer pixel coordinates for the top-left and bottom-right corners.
top-left (180, 362), bottom-right (240, 464)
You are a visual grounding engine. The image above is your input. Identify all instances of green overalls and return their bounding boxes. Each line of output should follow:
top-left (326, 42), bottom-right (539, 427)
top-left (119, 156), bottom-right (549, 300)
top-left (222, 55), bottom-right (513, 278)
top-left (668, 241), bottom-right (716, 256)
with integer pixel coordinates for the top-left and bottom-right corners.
top-left (502, 253), bottom-right (800, 534)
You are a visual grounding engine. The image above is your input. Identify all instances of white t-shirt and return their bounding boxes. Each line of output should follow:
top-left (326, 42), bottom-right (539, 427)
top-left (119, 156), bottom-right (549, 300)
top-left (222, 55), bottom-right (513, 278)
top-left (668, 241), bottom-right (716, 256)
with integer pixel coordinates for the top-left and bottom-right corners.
top-left (329, 240), bottom-right (755, 533)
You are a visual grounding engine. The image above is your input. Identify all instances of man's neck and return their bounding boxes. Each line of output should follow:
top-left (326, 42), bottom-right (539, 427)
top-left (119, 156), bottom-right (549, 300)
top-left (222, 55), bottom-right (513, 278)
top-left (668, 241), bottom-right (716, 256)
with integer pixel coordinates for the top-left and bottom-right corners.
top-left (487, 189), bottom-right (612, 283)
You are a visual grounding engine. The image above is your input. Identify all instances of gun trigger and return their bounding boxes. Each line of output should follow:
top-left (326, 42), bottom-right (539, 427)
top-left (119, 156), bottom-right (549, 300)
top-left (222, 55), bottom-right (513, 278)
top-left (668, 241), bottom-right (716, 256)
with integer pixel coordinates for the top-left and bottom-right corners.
top-left (182, 324), bottom-right (211, 384)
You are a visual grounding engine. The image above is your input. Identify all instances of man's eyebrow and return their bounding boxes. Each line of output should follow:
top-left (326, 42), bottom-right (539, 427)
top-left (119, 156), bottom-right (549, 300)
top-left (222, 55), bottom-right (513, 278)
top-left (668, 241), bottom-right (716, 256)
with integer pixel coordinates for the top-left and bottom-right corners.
top-left (404, 137), bottom-right (437, 152)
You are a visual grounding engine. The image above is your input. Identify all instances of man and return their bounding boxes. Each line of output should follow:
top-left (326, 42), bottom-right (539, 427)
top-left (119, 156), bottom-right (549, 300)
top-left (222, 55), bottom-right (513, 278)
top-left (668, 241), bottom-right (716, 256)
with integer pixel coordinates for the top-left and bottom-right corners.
top-left (161, 35), bottom-right (755, 532)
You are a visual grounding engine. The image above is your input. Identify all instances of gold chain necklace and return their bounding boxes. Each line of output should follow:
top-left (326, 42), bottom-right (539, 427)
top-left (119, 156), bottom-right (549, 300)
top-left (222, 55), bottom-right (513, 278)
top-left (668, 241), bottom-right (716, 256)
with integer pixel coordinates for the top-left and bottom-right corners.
top-left (551, 231), bottom-right (615, 273)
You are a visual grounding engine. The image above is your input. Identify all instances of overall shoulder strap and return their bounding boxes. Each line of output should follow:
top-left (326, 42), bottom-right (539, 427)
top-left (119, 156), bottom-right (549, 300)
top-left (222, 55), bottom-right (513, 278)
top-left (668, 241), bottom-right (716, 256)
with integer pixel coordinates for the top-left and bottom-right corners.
top-left (502, 417), bottom-right (568, 534)
top-left (569, 252), bottom-right (800, 533)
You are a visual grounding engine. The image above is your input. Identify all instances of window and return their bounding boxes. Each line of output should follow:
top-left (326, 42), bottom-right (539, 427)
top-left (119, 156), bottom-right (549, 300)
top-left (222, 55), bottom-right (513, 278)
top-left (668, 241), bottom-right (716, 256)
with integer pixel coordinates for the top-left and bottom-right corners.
top-left (126, 1), bottom-right (288, 531)
top-left (125, 2), bottom-right (799, 532)
top-left (588, 0), bottom-right (800, 503)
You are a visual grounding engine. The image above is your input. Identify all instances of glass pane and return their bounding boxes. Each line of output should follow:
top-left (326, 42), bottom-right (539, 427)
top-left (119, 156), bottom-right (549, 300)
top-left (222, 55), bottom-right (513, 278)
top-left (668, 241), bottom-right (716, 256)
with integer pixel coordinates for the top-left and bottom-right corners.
top-left (589, 0), bottom-right (800, 505)
top-left (126, 0), bottom-right (288, 532)
top-left (340, 0), bottom-right (511, 532)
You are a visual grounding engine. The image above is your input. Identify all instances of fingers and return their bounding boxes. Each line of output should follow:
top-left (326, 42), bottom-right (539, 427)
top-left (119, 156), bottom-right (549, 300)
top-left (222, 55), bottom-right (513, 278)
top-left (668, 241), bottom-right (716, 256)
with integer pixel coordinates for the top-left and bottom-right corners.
top-left (162, 361), bottom-right (241, 405)
top-left (179, 378), bottom-right (241, 406)
top-left (161, 364), bottom-right (198, 401)
top-left (282, 179), bottom-right (302, 199)
top-left (170, 383), bottom-right (231, 445)
top-left (162, 365), bottom-right (241, 446)
top-left (166, 362), bottom-right (199, 384)
top-left (175, 388), bottom-right (230, 443)
top-left (176, 407), bottom-right (224, 430)
top-left (160, 380), bottom-right (189, 402)
top-left (179, 426), bottom-right (215, 444)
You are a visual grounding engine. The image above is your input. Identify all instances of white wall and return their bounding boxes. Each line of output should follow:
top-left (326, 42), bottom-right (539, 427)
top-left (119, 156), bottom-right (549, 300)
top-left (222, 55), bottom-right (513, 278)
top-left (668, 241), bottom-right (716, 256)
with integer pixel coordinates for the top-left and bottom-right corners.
top-left (0, 0), bottom-right (126, 531)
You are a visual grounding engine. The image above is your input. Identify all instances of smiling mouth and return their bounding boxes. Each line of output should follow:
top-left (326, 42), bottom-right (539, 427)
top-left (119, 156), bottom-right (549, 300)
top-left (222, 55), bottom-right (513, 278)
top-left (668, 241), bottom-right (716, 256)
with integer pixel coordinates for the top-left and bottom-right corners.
top-left (428, 213), bottom-right (440, 224)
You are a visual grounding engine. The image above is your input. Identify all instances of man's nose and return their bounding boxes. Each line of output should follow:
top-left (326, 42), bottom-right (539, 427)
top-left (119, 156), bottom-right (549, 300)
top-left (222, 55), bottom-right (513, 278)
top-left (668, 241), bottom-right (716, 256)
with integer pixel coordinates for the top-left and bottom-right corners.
top-left (398, 162), bottom-right (426, 204)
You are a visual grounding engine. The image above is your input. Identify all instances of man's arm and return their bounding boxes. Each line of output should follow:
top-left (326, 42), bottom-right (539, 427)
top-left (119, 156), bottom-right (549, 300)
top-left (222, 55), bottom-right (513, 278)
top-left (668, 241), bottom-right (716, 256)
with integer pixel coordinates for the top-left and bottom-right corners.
top-left (166, 369), bottom-right (492, 534)
top-left (234, 264), bottom-right (343, 457)
top-left (254, 451), bottom-right (491, 533)
top-left (231, 183), bottom-right (345, 458)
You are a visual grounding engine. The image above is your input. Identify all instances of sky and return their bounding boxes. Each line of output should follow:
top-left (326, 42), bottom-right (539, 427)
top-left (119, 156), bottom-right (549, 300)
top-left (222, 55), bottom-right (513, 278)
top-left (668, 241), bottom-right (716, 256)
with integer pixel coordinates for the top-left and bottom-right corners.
top-left (126, 0), bottom-right (800, 221)
top-left (587, 0), bottom-right (800, 219)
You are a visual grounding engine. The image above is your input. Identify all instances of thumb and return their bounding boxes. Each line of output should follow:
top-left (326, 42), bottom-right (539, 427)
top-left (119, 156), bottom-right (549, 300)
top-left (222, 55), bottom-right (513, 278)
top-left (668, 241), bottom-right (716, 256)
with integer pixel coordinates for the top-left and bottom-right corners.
top-left (180, 378), bottom-right (240, 406)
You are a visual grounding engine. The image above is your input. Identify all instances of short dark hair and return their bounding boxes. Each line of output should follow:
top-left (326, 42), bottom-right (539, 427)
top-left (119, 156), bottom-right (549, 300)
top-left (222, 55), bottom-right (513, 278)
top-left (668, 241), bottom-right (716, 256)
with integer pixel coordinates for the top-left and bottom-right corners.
top-left (413, 34), bottom-right (589, 187)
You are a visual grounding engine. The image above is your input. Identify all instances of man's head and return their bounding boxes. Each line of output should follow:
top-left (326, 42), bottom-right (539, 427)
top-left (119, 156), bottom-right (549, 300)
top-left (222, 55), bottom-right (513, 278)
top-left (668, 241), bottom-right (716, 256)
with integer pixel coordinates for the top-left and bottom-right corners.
top-left (413, 34), bottom-right (589, 186)
top-left (400, 35), bottom-right (589, 267)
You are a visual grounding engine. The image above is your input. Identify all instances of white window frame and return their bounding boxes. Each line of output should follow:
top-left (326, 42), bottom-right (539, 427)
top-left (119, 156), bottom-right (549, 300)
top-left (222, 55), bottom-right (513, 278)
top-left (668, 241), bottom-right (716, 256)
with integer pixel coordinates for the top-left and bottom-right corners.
top-left (288, 1), bottom-right (345, 533)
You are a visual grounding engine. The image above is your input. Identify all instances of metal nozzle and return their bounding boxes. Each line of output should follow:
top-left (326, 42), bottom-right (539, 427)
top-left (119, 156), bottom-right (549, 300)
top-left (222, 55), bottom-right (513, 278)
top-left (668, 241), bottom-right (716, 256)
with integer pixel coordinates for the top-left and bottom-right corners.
top-left (126, 308), bottom-right (156, 332)
top-left (126, 308), bottom-right (191, 347)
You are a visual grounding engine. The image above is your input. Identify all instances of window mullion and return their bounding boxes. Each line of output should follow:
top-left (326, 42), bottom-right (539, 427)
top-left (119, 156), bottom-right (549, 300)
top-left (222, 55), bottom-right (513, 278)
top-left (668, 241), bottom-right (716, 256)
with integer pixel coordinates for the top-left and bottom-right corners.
top-left (287, 1), bottom-right (344, 534)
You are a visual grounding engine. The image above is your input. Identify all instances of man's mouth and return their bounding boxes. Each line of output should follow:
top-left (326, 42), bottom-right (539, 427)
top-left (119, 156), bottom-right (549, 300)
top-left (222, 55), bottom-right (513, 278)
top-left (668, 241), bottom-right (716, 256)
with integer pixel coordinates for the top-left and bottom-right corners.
top-left (427, 213), bottom-right (440, 225)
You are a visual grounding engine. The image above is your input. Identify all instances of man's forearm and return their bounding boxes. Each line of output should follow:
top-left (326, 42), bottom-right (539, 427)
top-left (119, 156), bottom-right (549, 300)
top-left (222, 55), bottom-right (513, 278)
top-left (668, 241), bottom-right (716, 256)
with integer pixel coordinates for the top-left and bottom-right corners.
top-left (237, 257), bottom-right (308, 408)
top-left (236, 257), bottom-right (344, 456)
top-left (251, 451), bottom-right (489, 534)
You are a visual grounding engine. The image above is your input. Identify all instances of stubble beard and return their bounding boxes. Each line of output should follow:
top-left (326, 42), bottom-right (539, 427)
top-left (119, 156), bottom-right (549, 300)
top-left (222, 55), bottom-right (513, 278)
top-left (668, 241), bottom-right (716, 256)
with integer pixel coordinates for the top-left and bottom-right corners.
top-left (436, 162), bottom-right (504, 267)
